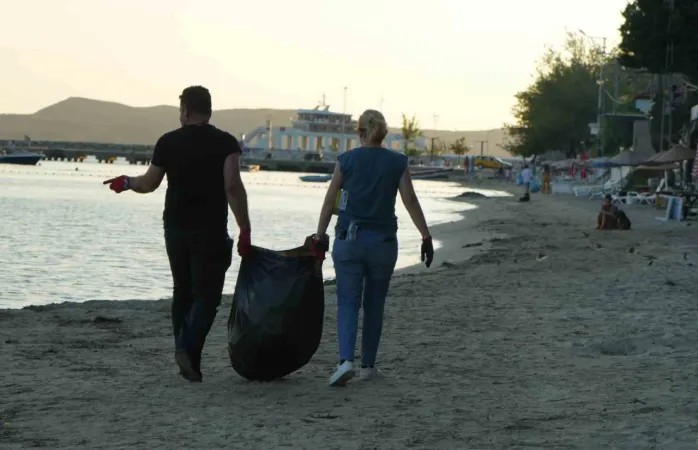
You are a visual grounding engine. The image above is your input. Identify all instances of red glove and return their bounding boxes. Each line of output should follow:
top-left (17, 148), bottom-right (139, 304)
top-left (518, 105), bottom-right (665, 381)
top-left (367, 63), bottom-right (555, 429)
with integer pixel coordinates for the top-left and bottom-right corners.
top-left (237, 229), bottom-right (251, 257)
top-left (311, 234), bottom-right (329, 261)
top-left (103, 176), bottom-right (130, 193)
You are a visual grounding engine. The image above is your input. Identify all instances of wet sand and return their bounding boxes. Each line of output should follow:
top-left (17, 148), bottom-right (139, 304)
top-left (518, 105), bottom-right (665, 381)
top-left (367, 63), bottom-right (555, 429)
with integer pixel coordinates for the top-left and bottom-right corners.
top-left (2, 184), bottom-right (698, 449)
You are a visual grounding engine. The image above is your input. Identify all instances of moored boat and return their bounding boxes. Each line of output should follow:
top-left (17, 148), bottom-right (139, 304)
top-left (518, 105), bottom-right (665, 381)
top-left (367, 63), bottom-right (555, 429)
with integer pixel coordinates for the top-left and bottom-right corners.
top-left (0, 149), bottom-right (42, 166)
top-left (299, 174), bottom-right (332, 183)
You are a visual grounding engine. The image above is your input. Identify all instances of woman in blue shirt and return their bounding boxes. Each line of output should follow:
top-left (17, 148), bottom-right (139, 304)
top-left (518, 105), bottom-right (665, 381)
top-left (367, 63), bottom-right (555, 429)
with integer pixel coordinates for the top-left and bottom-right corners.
top-left (314, 109), bottom-right (434, 386)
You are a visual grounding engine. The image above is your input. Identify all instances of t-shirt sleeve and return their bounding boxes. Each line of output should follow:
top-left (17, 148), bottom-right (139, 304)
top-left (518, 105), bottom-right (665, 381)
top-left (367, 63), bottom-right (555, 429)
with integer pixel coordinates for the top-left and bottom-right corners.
top-left (224, 133), bottom-right (243, 157)
top-left (337, 152), bottom-right (349, 175)
top-left (151, 135), bottom-right (168, 167)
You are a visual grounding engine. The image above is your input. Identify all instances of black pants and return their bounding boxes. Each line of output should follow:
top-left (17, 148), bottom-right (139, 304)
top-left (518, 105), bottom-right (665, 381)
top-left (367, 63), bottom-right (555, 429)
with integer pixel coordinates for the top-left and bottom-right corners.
top-left (165, 227), bottom-right (233, 369)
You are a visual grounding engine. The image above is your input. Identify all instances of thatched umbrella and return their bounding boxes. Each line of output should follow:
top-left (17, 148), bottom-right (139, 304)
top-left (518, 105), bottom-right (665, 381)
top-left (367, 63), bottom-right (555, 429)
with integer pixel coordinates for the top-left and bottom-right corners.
top-left (653, 145), bottom-right (696, 164)
top-left (608, 149), bottom-right (654, 166)
top-left (641, 151), bottom-right (667, 166)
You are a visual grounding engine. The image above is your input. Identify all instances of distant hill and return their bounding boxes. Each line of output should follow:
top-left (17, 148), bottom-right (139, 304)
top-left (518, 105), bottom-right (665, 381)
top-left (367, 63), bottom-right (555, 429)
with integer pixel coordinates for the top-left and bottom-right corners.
top-left (0, 97), bottom-right (511, 156)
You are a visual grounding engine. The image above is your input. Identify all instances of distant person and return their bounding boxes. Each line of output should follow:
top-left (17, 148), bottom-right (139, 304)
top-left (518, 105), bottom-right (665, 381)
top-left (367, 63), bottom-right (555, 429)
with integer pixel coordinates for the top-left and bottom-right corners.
top-left (102, 86), bottom-right (251, 382)
top-left (519, 164), bottom-right (533, 201)
top-left (541, 164), bottom-right (552, 194)
top-left (312, 109), bottom-right (435, 387)
top-left (597, 194), bottom-right (631, 230)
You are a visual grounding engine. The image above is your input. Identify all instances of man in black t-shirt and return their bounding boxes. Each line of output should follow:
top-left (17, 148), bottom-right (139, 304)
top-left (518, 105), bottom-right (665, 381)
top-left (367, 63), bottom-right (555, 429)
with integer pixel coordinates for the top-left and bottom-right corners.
top-left (103, 86), bottom-right (251, 382)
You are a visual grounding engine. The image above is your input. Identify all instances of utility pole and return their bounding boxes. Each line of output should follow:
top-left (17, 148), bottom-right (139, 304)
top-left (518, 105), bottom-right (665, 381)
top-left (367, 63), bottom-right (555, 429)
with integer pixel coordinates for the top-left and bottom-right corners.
top-left (474, 140), bottom-right (488, 156)
top-left (431, 114), bottom-right (439, 163)
top-left (613, 60), bottom-right (620, 114)
top-left (660, 0), bottom-right (675, 151)
top-left (579, 30), bottom-right (607, 157)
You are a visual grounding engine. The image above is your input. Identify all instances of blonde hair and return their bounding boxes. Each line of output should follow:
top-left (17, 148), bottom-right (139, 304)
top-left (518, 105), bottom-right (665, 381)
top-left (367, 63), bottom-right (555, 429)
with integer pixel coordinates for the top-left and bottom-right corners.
top-left (358, 109), bottom-right (388, 144)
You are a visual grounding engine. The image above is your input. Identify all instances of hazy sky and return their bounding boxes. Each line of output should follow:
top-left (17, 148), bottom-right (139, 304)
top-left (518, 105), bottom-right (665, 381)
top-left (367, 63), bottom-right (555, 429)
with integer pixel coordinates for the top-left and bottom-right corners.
top-left (1, 0), bottom-right (629, 130)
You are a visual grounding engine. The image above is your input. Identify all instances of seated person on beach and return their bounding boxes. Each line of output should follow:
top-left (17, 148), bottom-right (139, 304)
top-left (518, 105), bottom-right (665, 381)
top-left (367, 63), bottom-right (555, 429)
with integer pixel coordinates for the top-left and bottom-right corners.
top-left (597, 194), bottom-right (631, 230)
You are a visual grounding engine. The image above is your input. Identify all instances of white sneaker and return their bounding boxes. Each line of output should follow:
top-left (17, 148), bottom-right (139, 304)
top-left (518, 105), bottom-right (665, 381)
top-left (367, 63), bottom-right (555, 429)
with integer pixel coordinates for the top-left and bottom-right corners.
top-left (329, 361), bottom-right (355, 387)
top-left (359, 366), bottom-right (383, 381)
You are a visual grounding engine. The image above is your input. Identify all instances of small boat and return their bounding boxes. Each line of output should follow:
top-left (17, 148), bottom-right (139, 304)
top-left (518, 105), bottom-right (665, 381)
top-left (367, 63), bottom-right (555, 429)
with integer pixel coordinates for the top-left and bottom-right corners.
top-left (299, 174), bottom-right (332, 183)
top-left (241, 164), bottom-right (261, 172)
top-left (0, 149), bottom-right (42, 166)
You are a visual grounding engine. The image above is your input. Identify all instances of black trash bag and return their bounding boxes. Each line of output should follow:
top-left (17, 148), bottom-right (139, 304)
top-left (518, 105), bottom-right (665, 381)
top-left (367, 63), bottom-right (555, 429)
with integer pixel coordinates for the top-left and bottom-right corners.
top-left (227, 238), bottom-right (324, 381)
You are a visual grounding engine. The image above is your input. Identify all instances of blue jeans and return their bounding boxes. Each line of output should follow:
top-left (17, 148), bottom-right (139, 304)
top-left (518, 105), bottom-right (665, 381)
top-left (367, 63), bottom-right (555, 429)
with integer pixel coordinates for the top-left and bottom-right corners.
top-left (332, 228), bottom-right (398, 366)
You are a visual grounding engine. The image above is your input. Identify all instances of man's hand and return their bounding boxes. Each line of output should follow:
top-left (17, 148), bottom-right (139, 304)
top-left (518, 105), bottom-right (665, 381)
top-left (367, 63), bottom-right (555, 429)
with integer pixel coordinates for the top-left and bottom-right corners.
top-left (103, 176), bottom-right (130, 193)
top-left (237, 229), bottom-right (251, 257)
top-left (311, 234), bottom-right (329, 261)
top-left (421, 236), bottom-right (434, 268)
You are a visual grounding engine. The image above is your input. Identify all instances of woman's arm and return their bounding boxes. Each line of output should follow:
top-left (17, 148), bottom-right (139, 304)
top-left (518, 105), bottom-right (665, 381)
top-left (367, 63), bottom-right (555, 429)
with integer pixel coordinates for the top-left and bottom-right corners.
top-left (316, 163), bottom-right (342, 237)
top-left (398, 167), bottom-right (430, 238)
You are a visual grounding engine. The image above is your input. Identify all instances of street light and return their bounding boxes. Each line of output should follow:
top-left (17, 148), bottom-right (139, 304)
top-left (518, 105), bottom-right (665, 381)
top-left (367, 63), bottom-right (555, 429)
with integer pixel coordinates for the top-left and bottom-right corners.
top-left (579, 29), bottom-right (607, 157)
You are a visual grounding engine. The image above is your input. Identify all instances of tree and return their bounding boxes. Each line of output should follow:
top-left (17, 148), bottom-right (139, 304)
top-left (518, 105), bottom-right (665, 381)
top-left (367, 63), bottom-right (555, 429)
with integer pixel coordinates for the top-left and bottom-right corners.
top-left (617, 0), bottom-right (698, 81)
top-left (404, 148), bottom-right (423, 158)
top-left (401, 114), bottom-right (422, 154)
top-left (504, 33), bottom-right (603, 159)
top-left (617, 0), bottom-right (698, 151)
top-left (449, 136), bottom-right (469, 166)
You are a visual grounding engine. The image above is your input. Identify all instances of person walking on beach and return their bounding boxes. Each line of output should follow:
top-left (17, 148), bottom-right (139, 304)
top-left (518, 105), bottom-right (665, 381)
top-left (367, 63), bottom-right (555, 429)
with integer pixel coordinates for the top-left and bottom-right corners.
top-left (103, 86), bottom-right (251, 382)
top-left (313, 109), bottom-right (434, 387)
top-left (520, 164), bottom-right (533, 201)
top-left (541, 164), bottom-right (552, 194)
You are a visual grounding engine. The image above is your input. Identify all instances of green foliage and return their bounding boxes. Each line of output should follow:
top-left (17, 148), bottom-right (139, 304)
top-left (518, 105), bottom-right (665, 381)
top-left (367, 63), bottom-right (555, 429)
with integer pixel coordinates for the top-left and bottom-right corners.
top-left (401, 114), bottom-right (422, 153)
top-left (618, 0), bottom-right (698, 81)
top-left (504, 33), bottom-right (602, 158)
top-left (449, 137), bottom-right (469, 155)
top-left (618, 0), bottom-right (698, 152)
top-left (404, 148), bottom-right (423, 158)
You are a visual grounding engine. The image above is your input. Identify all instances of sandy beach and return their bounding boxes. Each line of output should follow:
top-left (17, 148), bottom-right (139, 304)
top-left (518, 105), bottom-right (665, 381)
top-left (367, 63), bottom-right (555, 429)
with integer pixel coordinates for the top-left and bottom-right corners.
top-left (3, 182), bottom-right (698, 449)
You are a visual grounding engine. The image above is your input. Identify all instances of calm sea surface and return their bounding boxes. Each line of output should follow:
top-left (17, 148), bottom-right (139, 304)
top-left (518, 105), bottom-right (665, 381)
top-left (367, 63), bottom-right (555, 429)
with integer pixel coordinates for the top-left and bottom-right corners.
top-left (0, 159), bottom-right (498, 309)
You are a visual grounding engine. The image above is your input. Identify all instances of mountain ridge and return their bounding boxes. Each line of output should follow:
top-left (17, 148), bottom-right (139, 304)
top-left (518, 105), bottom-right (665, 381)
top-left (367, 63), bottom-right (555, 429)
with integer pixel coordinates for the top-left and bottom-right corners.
top-left (0, 97), bottom-right (510, 156)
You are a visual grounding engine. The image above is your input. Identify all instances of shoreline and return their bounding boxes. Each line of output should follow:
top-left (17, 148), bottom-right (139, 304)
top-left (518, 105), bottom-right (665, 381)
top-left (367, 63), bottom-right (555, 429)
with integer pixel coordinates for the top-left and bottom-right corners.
top-left (4, 187), bottom-right (698, 448)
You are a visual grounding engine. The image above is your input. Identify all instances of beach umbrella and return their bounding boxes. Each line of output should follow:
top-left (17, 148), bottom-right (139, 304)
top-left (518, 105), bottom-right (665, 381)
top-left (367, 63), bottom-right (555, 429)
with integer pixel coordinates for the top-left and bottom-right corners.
top-left (653, 145), bottom-right (696, 164)
top-left (641, 151), bottom-right (667, 166)
top-left (586, 157), bottom-right (612, 168)
top-left (608, 149), bottom-right (654, 166)
top-left (635, 162), bottom-right (678, 171)
top-left (551, 158), bottom-right (574, 170)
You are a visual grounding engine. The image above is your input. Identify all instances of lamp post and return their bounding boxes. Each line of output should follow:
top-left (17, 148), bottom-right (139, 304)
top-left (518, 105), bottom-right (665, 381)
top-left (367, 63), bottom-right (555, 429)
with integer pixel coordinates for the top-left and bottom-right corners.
top-left (342, 86), bottom-right (348, 134)
top-left (579, 29), bottom-right (607, 157)
top-left (431, 114), bottom-right (439, 163)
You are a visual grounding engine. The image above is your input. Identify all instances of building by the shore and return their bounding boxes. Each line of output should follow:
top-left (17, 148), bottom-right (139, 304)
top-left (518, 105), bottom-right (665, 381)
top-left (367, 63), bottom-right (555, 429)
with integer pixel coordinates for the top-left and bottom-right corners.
top-left (242, 100), bottom-right (427, 153)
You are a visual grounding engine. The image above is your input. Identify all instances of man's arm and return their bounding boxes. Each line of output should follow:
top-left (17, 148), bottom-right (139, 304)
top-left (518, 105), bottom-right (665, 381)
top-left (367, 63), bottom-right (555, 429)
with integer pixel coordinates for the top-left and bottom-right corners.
top-left (128, 164), bottom-right (166, 193)
top-left (128, 135), bottom-right (168, 193)
top-left (223, 152), bottom-right (250, 230)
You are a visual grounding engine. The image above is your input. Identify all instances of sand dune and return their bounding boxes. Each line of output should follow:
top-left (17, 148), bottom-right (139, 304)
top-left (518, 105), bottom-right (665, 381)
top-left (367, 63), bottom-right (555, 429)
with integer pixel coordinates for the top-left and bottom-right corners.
top-left (0, 97), bottom-right (509, 155)
top-left (3, 184), bottom-right (696, 449)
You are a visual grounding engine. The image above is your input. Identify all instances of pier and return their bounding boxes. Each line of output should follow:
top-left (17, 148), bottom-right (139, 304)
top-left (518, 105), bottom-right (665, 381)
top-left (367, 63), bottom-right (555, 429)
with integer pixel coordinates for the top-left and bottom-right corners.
top-left (0, 139), bottom-right (153, 164)
top-left (0, 139), bottom-right (456, 177)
